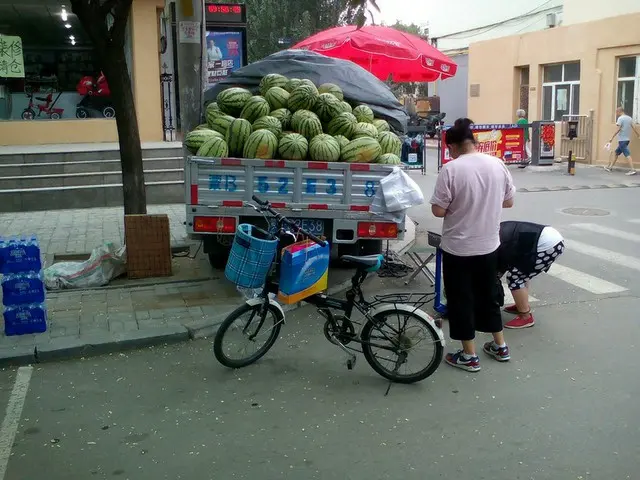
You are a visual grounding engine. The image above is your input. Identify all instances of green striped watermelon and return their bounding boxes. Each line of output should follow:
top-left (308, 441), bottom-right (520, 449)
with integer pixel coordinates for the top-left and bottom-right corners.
top-left (265, 87), bottom-right (290, 110)
top-left (195, 124), bottom-right (211, 131)
top-left (270, 108), bottom-right (292, 130)
top-left (314, 93), bottom-right (343, 123)
top-left (225, 118), bottom-right (252, 157)
top-left (278, 133), bottom-right (309, 160)
top-left (243, 129), bottom-right (279, 159)
top-left (318, 83), bottom-right (344, 101)
top-left (373, 119), bottom-right (390, 133)
top-left (205, 102), bottom-right (224, 126)
top-left (291, 109), bottom-right (318, 131)
top-left (353, 105), bottom-right (375, 123)
top-left (217, 87), bottom-right (252, 116)
top-left (240, 96), bottom-right (270, 123)
top-left (259, 73), bottom-right (288, 96)
top-left (285, 78), bottom-right (302, 93)
top-left (296, 114), bottom-right (323, 141)
top-left (288, 84), bottom-right (318, 112)
top-left (210, 114), bottom-right (235, 136)
top-left (334, 135), bottom-right (350, 151)
top-left (340, 101), bottom-right (353, 114)
top-left (327, 112), bottom-right (357, 138)
top-left (299, 79), bottom-right (318, 93)
top-left (341, 137), bottom-right (382, 163)
top-left (378, 153), bottom-right (402, 165)
top-left (309, 134), bottom-right (341, 162)
top-left (252, 116), bottom-right (283, 138)
top-left (378, 131), bottom-right (402, 156)
top-left (196, 136), bottom-right (229, 158)
top-left (353, 122), bottom-right (379, 139)
top-left (184, 129), bottom-right (224, 154)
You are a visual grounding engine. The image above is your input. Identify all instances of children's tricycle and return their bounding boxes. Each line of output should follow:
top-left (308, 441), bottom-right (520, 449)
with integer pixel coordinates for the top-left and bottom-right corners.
top-left (21, 92), bottom-right (64, 120)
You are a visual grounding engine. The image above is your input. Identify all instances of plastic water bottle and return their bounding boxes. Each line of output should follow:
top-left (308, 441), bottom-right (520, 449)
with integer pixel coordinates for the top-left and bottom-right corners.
top-left (24, 236), bottom-right (42, 272)
top-left (0, 237), bottom-right (6, 273)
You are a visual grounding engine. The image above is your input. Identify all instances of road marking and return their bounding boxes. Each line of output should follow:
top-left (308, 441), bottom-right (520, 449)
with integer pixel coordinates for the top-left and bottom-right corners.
top-left (546, 263), bottom-right (628, 294)
top-left (0, 366), bottom-right (33, 479)
top-left (628, 219), bottom-right (640, 224)
top-left (564, 239), bottom-right (640, 272)
top-left (570, 223), bottom-right (640, 242)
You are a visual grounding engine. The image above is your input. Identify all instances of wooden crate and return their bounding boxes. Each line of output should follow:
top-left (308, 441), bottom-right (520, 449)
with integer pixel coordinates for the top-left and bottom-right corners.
top-left (124, 214), bottom-right (172, 279)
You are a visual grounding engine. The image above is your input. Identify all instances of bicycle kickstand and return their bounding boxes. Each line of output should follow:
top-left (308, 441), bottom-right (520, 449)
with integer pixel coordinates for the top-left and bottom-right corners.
top-left (332, 337), bottom-right (357, 370)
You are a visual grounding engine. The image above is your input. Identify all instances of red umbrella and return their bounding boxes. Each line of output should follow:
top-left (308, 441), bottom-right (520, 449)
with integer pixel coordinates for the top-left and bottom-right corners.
top-left (291, 25), bottom-right (457, 83)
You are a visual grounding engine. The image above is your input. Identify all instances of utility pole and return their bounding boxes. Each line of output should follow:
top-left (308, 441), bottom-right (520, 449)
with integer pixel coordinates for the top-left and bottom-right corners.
top-left (175, 0), bottom-right (204, 134)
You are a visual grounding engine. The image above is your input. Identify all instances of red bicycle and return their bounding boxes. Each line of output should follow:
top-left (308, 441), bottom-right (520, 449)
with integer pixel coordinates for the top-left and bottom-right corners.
top-left (21, 92), bottom-right (64, 120)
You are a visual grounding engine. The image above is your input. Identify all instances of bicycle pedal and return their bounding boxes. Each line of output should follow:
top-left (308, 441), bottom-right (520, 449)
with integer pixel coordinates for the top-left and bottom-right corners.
top-left (346, 355), bottom-right (357, 370)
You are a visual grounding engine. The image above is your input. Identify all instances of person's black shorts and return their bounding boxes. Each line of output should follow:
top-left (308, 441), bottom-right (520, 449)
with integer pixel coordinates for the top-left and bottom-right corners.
top-left (442, 249), bottom-right (503, 341)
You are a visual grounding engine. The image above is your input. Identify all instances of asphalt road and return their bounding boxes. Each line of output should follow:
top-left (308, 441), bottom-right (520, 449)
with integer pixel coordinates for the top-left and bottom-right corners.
top-left (2, 170), bottom-right (640, 479)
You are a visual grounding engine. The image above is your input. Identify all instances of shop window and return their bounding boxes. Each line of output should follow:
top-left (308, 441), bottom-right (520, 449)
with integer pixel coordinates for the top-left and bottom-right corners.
top-left (0, 3), bottom-right (114, 121)
top-left (541, 62), bottom-right (581, 121)
top-left (617, 56), bottom-right (639, 122)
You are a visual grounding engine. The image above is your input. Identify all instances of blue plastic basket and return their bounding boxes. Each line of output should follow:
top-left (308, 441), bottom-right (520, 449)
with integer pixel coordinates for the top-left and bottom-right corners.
top-left (225, 224), bottom-right (279, 288)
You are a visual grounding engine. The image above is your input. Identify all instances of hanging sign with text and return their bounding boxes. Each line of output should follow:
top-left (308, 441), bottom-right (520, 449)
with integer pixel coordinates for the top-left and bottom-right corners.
top-left (441, 124), bottom-right (526, 166)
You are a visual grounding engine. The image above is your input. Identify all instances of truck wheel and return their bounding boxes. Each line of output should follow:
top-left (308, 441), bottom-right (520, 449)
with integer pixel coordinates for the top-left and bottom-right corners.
top-left (204, 237), bottom-right (232, 269)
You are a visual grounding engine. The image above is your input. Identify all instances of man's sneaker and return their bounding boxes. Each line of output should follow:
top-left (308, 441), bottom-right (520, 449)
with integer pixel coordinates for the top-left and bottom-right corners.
top-left (505, 314), bottom-right (535, 329)
top-left (483, 342), bottom-right (511, 362)
top-left (604, 166), bottom-right (612, 172)
top-left (445, 350), bottom-right (481, 372)
top-left (626, 170), bottom-right (637, 176)
top-left (503, 304), bottom-right (519, 314)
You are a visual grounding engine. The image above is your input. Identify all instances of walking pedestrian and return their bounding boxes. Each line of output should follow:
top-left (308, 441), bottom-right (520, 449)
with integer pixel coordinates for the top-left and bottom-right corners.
top-left (604, 106), bottom-right (639, 175)
top-left (430, 118), bottom-right (516, 372)
top-left (497, 221), bottom-right (565, 329)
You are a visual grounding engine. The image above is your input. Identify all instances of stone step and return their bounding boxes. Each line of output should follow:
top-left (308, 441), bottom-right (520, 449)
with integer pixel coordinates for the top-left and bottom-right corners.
top-left (0, 147), bottom-right (184, 164)
top-left (0, 168), bottom-right (184, 189)
top-left (0, 156), bottom-right (183, 176)
top-left (0, 180), bottom-right (185, 213)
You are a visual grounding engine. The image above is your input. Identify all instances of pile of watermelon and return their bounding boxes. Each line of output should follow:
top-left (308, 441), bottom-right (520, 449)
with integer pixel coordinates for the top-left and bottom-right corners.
top-left (184, 74), bottom-right (403, 165)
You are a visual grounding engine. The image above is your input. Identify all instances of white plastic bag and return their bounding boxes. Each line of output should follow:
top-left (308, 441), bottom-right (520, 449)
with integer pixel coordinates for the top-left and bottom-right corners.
top-left (604, 142), bottom-right (612, 152)
top-left (370, 187), bottom-right (406, 223)
top-left (380, 167), bottom-right (425, 212)
top-left (43, 243), bottom-right (127, 290)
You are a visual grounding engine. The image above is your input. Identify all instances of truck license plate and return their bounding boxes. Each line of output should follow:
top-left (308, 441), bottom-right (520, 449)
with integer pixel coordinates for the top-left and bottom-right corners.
top-left (268, 218), bottom-right (324, 236)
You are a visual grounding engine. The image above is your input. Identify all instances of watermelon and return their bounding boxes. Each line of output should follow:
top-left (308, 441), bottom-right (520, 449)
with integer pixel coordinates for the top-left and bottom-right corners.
top-left (252, 116), bottom-right (282, 138)
top-left (296, 114), bottom-right (323, 141)
top-left (334, 135), bottom-right (350, 150)
top-left (210, 114), bottom-right (235, 136)
top-left (288, 84), bottom-right (318, 112)
top-left (353, 122), bottom-right (379, 139)
top-left (341, 137), bottom-right (382, 163)
top-left (225, 118), bottom-right (252, 157)
top-left (240, 96), bottom-right (270, 123)
top-left (278, 133), bottom-right (309, 160)
top-left (195, 124), bottom-right (211, 131)
top-left (327, 112), bottom-right (357, 138)
top-left (340, 101), bottom-right (353, 114)
top-left (291, 109), bottom-right (318, 131)
top-left (318, 83), bottom-right (344, 101)
top-left (217, 87), bottom-right (253, 116)
top-left (353, 105), bottom-right (375, 123)
top-left (259, 73), bottom-right (288, 96)
top-left (373, 119), bottom-right (390, 133)
top-left (314, 93), bottom-right (343, 123)
top-left (205, 102), bottom-right (224, 127)
top-left (243, 129), bottom-right (279, 159)
top-left (265, 87), bottom-right (290, 110)
top-left (285, 78), bottom-right (302, 93)
top-left (184, 129), bottom-right (224, 154)
top-left (378, 131), bottom-right (403, 156)
top-left (379, 153), bottom-right (402, 165)
top-left (196, 136), bottom-right (229, 158)
top-left (299, 79), bottom-right (318, 93)
top-left (309, 134), bottom-right (341, 162)
top-left (270, 108), bottom-right (292, 130)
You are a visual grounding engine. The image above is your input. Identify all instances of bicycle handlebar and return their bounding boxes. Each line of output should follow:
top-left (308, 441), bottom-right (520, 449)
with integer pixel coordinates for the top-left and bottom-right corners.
top-left (251, 195), bottom-right (327, 247)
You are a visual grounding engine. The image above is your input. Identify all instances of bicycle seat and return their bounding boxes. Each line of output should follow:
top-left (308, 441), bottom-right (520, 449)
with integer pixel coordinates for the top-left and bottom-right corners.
top-left (340, 254), bottom-right (384, 272)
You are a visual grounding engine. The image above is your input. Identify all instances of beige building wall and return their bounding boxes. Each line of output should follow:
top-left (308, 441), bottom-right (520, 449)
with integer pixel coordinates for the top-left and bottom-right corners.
top-left (468, 13), bottom-right (640, 166)
top-left (563, 0), bottom-right (639, 25)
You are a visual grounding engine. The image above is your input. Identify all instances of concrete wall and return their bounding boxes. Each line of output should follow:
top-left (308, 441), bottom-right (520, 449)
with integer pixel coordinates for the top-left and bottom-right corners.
top-left (563, 0), bottom-right (639, 25)
top-left (436, 53), bottom-right (468, 123)
top-left (0, 0), bottom-right (165, 147)
top-left (468, 13), bottom-right (640, 166)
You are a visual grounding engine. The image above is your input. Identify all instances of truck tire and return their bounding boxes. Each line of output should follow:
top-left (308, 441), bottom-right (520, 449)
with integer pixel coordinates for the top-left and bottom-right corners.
top-left (204, 236), bottom-right (232, 269)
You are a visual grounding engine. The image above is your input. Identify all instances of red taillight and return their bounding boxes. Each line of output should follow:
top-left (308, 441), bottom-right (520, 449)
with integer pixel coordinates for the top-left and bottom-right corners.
top-left (357, 222), bottom-right (398, 239)
top-left (190, 184), bottom-right (198, 205)
top-left (193, 216), bottom-right (236, 233)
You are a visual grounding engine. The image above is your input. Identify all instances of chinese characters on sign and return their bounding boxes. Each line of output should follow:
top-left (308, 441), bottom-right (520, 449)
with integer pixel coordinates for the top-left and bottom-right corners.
top-left (179, 21), bottom-right (201, 44)
top-left (0, 36), bottom-right (25, 78)
top-left (441, 124), bottom-right (525, 166)
top-left (205, 30), bottom-right (244, 87)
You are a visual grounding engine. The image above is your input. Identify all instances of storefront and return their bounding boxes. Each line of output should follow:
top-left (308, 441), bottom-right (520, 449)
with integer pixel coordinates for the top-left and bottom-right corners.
top-left (0, 0), bottom-right (165, 146)
top-left (467, 12), bottom-right (640, 167)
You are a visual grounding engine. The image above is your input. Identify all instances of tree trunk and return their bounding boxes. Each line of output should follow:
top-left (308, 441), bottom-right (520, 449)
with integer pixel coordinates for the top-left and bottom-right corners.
top-left (101, 45), bottom-right (147, 215)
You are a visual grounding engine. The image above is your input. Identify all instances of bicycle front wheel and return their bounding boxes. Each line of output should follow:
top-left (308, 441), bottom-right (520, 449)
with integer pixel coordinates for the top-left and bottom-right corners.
top-left (361, 309), bottom-right (443, 384)
top-left (213, 302), bottom-right (284, 368)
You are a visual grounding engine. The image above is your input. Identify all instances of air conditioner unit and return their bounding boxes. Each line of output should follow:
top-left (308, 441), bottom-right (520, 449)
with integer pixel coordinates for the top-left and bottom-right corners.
top-left (546, 13), bottom-right (558, 28)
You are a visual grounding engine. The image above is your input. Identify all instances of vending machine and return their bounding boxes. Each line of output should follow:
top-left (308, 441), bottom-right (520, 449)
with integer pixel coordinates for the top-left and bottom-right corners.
top-left (204, 2), bottom-right (248, 88)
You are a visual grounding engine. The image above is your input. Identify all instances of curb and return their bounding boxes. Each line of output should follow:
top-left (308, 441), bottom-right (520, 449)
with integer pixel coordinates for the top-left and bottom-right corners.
top-left (518, 182), bottom-right (640, 193)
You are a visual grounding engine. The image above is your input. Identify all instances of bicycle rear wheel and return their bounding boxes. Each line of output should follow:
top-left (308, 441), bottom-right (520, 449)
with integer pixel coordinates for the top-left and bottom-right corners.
top-left (213, 302), bottom-right (283, 368)
top-left (361, 309), bottom-right (443, 384)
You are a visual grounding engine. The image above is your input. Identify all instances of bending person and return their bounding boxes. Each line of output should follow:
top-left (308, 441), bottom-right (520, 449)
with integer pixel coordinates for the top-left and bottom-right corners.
top-left (497, 221), bottom-right (565, 329)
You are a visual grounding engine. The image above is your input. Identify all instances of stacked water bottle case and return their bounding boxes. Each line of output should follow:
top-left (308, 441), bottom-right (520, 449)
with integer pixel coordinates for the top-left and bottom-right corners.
top-left (0, 237), bottom-right (47, 336)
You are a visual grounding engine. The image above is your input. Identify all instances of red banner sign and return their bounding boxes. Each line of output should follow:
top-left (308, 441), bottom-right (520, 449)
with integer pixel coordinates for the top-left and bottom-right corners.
top-left (441, 124), bottom-right (526, 166)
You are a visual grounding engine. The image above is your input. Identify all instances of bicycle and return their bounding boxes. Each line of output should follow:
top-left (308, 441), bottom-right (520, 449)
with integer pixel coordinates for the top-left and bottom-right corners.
top-left (213, 195), bottom-right (445, 384)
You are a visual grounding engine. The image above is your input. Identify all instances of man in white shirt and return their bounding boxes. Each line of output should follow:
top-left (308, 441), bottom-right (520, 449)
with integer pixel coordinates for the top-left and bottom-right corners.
top-left (207, 39), bottom-right (223, 63)
top-left (605, 106), bottom-right (640, 175)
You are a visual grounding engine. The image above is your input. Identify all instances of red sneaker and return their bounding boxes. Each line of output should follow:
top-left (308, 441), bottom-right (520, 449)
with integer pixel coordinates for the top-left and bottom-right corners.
top-left (505, 314), bottom-right (535, 329)
top-left (503, 304), bottom-right (519, 314)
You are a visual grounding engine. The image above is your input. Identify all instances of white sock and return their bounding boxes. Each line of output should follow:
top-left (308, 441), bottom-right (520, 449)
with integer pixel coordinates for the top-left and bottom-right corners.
top-left (495, 342), bottom-right (506, 348)
top-left (461, 352), bottom-right (476, 359)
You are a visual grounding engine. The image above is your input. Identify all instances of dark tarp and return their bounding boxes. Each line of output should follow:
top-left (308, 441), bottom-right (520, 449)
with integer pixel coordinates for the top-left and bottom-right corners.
top-left (203, 49), bottom-right (408, 133)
